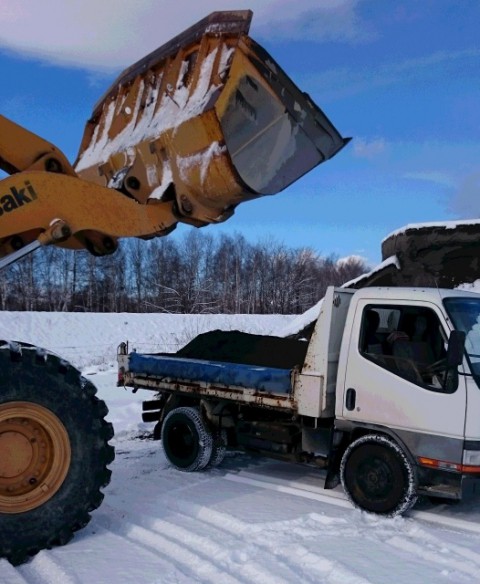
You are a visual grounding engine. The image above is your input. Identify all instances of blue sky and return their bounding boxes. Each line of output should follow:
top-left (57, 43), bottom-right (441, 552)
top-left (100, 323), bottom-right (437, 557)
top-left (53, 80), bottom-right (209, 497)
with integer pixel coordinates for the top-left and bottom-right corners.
top-left (1, 0), bottom-right (479, 266)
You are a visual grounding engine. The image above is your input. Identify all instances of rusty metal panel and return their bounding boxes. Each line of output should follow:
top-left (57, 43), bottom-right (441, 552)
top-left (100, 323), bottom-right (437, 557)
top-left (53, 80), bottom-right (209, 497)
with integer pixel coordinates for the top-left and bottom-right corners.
top-left (123, 372), bottom-right (296, 413)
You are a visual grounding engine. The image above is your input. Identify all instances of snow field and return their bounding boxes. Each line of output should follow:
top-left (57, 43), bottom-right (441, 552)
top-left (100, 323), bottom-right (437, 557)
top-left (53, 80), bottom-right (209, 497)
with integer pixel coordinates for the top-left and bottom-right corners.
top-left (0, 311), bottom-right (292, 369)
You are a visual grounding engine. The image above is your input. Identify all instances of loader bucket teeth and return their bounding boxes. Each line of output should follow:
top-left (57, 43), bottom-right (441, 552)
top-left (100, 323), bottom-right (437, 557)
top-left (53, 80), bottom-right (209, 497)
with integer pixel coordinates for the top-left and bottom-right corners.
top-left (74, 10), bottom-right (348, 226)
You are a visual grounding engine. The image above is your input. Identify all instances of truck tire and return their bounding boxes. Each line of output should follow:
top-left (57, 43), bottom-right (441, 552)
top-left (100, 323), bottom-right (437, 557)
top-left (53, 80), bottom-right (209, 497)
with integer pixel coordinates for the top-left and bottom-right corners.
top-left (0, 342), bottom-right (114, 565)
top-left (208, 429), bottom-right (227, 468)
top-left (340, 434), bottom-right (417, 516)
top-left (161, 407), bottom-right (213, 472)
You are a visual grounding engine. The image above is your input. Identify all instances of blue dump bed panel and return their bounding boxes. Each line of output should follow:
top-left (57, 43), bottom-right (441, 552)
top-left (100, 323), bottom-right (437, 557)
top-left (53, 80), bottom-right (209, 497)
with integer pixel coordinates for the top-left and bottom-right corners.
top-left (128, 353), bottom-right (292, 394)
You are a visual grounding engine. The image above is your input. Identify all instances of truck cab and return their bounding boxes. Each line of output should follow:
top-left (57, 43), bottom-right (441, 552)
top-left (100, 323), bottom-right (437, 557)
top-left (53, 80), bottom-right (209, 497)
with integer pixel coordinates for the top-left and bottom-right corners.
top-left (330, 287), bottom-right (480, 510)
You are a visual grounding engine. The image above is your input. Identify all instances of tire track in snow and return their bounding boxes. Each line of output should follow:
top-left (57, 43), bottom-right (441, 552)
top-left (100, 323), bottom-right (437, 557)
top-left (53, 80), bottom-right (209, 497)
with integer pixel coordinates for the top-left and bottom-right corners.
top-left (162, 496), bottom-right (373, 584)
top-left (386, 525), bottom-right (480, 579)
top-left (275, 544), bottom-right (373, 584)
top-left (387, 536), bottom-right (477, 581)
top-left (0, 559), bottom-right (30, 584)
top-left (401, 520), bottom-right (480, 565)
top-left (104, 503), bottom-right (299, 584)
top-left (96, 512), bottom-right (244, 584)
top-left (86, 523), bottom-right (193, 583)
top-left (228, 468), bottom-right (480, 535)
top-left (16, 552), bottom-right (82, 584)
top-left (410, 509), bottom-right (480, 535)
top-left (309, 510), bottom-right (480, 582)
top-left (224, 472), bottom-right (352, 509)
top-left (244, 471), bottom-right (480, 581)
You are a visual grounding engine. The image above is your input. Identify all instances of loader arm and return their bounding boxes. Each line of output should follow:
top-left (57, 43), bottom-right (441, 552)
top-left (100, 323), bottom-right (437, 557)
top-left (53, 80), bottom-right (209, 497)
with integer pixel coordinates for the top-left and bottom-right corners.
top-left (0, 114), bottom-right (76, 177)
top-left (0, 114), bottom-right (180, 264)
top-left (0, 10), bottom-right (349, 270)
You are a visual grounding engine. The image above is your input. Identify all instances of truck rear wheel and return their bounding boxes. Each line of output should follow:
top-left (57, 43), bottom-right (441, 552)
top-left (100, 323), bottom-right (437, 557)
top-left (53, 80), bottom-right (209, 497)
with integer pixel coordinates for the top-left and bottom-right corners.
top-left (340, 434), bottom-right (417, 516)
top-left (161, 407), bottom-right (213, 472)
top-left (0, 343), bottom-right (114, 565)
top-left (208, 429), bottom-right (227, 468)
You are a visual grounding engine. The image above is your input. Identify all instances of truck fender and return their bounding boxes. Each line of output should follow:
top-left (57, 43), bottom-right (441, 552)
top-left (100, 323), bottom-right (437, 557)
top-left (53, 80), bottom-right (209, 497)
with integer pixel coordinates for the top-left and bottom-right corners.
top-left (153, 393), bottom-right (186, 439)
top-left (325, 424), bottom-right (417, 490)
top-left (343, 423), bottom-right (417, 468)
top-left (201, 399), bottom-right (235, 429)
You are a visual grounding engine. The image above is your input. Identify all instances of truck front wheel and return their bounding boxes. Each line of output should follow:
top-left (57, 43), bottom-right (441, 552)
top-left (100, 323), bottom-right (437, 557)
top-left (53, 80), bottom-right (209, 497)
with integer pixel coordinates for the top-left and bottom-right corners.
top-left (161, 407), bottom-right (213, 472)
top-left (340, 434), bottom-right (417, 516)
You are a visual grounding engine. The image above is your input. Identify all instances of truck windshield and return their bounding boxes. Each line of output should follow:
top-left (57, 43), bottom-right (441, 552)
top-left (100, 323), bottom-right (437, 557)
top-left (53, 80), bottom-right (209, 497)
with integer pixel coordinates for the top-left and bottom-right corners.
top-left (444, 297), bottom-right (480, 388)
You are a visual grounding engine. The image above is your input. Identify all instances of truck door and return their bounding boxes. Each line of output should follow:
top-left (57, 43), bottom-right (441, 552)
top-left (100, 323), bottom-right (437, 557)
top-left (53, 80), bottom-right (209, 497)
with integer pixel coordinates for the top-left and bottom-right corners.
top-left (339, 300), bottom-right (467, 463)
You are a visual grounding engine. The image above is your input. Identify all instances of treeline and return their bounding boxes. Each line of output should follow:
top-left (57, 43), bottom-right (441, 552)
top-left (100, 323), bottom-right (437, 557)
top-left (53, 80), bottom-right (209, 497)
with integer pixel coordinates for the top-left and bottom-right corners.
top-left (1, 231), bottom-right (368, 314)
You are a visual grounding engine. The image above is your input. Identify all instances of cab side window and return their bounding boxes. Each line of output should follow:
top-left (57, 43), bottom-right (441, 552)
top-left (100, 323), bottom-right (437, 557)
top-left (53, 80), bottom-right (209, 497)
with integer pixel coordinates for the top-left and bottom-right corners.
top-left (359, 305), bottom-right (449, 391)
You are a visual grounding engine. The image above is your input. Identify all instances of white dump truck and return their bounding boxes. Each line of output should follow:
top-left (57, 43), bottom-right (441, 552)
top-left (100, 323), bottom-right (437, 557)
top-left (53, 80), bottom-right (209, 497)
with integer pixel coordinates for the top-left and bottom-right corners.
top-left (118, 284), bottom-right (480, 516)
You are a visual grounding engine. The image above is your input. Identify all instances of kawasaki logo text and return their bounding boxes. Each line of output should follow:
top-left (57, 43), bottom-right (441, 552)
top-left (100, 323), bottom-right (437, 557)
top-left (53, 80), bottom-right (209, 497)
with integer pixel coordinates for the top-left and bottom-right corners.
top-left (0, 181), bottom-right (38, 216)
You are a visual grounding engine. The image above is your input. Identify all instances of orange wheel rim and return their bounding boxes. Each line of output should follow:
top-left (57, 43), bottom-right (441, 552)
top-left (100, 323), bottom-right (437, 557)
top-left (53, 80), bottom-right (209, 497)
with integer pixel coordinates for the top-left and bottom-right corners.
top-left (0, 401), bottom-right (71, 514)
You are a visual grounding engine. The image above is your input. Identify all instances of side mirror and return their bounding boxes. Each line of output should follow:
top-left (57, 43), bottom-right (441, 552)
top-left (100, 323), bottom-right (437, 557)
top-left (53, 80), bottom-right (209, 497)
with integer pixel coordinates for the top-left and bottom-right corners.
top-left (447, 330), bottom-right (466, 368)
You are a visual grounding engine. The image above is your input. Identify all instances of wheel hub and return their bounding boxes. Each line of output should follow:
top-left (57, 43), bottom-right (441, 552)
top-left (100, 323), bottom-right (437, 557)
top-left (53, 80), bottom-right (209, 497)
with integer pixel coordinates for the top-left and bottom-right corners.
top-left (0, 431), bottom-right (33, 478)
top-left (0, 401), bottom-right (71, 514)
top-left (360, 460), bottom-right (391, 497)
top-left (170, 422), bottom-right (195, 458)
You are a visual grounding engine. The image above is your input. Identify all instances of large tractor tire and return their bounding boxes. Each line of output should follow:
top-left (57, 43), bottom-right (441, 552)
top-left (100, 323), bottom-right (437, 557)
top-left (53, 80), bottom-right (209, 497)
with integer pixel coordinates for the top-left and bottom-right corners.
top-left (0, 342), bottom-right (115, 565)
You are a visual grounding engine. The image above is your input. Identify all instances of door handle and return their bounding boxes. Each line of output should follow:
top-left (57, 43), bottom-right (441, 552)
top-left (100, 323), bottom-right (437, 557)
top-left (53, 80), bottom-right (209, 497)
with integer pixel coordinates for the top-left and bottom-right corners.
top-left (345, 388), bottom-right (356, 411)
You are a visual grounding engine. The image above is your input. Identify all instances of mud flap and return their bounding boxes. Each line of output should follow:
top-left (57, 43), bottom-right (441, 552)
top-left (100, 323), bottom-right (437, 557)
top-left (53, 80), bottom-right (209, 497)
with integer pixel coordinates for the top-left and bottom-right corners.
top-left (324, 428), bottom-right (343, 490)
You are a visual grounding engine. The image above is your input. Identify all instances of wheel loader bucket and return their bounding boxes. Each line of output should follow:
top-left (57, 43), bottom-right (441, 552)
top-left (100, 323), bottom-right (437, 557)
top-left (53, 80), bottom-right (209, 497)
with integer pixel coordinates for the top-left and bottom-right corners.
top-left (75, 10), bottom-right (349, 226)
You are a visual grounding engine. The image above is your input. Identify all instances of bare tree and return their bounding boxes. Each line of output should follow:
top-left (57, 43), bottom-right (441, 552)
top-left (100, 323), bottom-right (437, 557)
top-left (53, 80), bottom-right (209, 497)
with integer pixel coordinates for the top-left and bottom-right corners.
top-left (0, 233), bottom-right (369, 314)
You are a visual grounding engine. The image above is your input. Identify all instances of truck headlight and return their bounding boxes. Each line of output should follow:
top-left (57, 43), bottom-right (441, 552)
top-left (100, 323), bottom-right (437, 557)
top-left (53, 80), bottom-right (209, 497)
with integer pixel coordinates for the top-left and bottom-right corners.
top-left (463, 449), bottom-right (480, 466)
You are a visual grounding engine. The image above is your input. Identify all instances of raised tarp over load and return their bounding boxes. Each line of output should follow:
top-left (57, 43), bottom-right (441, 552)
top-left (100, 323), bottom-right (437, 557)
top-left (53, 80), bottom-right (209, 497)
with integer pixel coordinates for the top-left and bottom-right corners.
top-left (128, 352), bottom-right (293, 394)
top-left (75, 10), bottom-right (349, 227)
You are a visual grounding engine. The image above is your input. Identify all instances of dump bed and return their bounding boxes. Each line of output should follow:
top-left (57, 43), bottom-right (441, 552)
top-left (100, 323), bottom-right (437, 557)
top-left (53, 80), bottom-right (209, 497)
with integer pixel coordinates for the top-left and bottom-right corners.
top-left (118, 345), bottom-right (296, 411)
top-left (118, 288), bottom-right (355, 415)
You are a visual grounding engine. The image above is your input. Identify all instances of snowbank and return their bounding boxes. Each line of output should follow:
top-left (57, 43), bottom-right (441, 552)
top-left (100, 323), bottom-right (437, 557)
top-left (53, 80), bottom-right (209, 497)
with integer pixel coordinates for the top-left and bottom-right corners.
top-left (0, 312), bottom-right (293, 369)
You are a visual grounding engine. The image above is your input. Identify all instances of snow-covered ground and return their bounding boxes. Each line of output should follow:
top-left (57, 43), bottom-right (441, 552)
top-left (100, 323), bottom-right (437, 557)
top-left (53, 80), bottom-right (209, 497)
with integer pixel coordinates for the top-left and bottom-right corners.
top-left (3, 310), bottom-right (480, 583)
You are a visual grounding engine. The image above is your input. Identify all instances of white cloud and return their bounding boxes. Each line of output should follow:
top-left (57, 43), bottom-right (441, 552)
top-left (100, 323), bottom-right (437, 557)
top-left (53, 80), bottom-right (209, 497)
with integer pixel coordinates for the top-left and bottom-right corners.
top-left (402, 171), bottom-right (456, 188)
top-left (356, 140), bottom-right (480, 219)
top-left (450, 172), bottom-right (480, 217)
top-left (353, 137), bottom-right (387, 159)
top-left (336, 254), bottom-right (368, 266)
top-left (306, 49), bottom-right (480, 102)
top-left (0, 0), bottom-right (367, 71)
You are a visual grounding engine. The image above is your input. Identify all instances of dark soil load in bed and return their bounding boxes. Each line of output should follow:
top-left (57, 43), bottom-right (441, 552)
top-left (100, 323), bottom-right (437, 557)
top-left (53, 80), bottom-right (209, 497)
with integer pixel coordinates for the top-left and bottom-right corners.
top-left (176, 330), bottom-right (308, 370)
